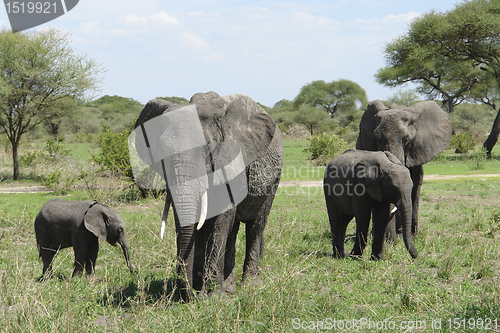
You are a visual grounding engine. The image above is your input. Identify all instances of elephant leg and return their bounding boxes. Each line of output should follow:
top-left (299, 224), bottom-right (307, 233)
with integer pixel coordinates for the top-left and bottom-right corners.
top-left (371, 203), bottom-right (391, 260)
top-left (203, 209), bottom-right (235, 294)
top-left (85, 238), bottom-right (99, 276)
top-left (72, 245), bottom-right (88, 277)
top-left (193, 223), bottom-right (207, 293)
top-left (325, 193), bottom-right (351, 258)
top-left (242, 219), bottom-right (265, 278)
top-left (328, 206), bottom-right (352, 258)
top-left (409, 165), bottom-right (423, 236)
top-left (223, 218), bottom-right (240, 294)
top-left (40, 247), bottom-right (57, 277)
top-left (351, 204), bottom-right (371, 257)
top-left (384, 204), bottom-right (398, 242)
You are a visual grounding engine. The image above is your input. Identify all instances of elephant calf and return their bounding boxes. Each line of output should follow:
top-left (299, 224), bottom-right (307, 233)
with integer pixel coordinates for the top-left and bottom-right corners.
top-left (34, 199), bottom-right (133, 278)
top-left (323, 149), bottom-right (418, 260)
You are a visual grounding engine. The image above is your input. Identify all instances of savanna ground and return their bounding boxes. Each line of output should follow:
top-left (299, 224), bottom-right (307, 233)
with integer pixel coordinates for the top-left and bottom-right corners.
top-left (0, 138), bottom-right (500, 332)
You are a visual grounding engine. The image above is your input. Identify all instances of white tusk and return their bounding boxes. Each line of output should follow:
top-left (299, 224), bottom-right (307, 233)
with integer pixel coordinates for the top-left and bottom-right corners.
top-left (196, 191), bottom-right (208, 230)
top-left (160, 220), bottom-right (166, 240)
top-left (161, 191), bottom-right (171, 239)
top-left (390, 206), bottom-right (398, 215)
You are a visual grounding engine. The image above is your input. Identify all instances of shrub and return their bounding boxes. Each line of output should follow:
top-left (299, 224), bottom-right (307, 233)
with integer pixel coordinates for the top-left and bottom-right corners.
top-left (305, 132), bottom-right (346, 165)
top-left (450, 132), bottom-right (476, 153)
top-left (91, 125), bottom-right (133, 180)
top-left (468, 147), bottom-right (487, 170)
top-left (45, 138), bottom-right (70, 158)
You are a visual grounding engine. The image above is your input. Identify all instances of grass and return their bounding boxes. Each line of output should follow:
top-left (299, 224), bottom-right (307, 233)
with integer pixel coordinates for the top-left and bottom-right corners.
top-left (0, 138), bottom-right (500, 331)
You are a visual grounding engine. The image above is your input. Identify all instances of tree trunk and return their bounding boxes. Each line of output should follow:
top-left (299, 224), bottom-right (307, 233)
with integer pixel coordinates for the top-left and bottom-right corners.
top-left (483, 107), bottom-right (500, 158)
top-left (12, 140), bottom-right (19, 180)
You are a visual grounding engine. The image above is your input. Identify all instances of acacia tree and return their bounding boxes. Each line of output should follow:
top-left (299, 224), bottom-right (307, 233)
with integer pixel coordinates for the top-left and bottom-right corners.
top-left (375, 14), bottom-right (482, 113)
top-left (294, 79), bottom-right (368, 117)
top-left (408, 0), bottom-right (500, 156)
top-left (0, 28), bottom-right (102, 179)
top-left (294, 106), bottom-right (329, 135)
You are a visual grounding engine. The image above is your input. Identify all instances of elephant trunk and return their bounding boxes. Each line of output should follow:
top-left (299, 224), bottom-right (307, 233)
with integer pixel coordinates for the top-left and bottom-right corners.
top-left (176, 222), bottom-right (196, 302)
top-left (119, 238), bottom-right (133, 273)
top-left (398, 192), bottom-right (418, 259)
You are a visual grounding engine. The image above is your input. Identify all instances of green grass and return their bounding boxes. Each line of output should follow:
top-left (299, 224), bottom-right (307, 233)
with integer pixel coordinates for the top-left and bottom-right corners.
top-left (0, 139), bottom-right (500, 331)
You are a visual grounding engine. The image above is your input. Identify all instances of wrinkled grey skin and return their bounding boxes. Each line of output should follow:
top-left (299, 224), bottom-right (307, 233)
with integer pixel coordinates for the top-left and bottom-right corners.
top-left (34, 199), bottom-right (133, 278)
top-left (324, 149), bottom-right (418, 259)
top-left (356, 100), bottom-right (452, 240)
top-left (134, 92), bottom-right (283, 301)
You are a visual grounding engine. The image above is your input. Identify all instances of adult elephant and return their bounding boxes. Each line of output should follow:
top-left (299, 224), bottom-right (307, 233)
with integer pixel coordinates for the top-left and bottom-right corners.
top-left (324, 149), bottom-right (418, 259)
top-left (131, 92), bottom-right (283, 301)
top-left (356, 100), bottom-right (452, 240)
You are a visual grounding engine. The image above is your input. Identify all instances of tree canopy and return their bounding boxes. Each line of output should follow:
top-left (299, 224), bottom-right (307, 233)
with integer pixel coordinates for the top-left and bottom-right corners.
top-left (294, 79), bottom-right (368, 117)
top-left (0, 28), bottom-right (103, 179)
top-left (377, 0), bottom-right (500, 156)
top-left (375, 11), bottom-right (482, 113)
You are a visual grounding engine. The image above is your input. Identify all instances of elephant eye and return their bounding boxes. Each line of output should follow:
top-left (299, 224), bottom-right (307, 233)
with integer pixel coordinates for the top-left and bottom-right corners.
top-left (118, 228), bottom-right (123, 234)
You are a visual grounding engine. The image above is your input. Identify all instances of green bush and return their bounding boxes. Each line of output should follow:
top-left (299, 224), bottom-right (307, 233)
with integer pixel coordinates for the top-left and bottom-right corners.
top-left (45, 138), bottom-right (70, 158)
top-left (91, 125), bottom-right (133, 180)
top-left (305, 132), bottom-right (346, 165)
top-left (468, 147), bottom-right (487, 170)
top-left (450, 132), bottom-right (476, 153)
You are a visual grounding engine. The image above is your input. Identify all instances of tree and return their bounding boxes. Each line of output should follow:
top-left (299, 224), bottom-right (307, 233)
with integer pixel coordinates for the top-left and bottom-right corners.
top-left (86, 95), bottom-right (142, 131)
top-left (294, 79), bottom-right (368, 117)
top-left (44, 96), bottom-right (79, 140)
top-left (385, 90), bottom-right (422, 107)
top-left (0, 28), bottom-right (103, 179)
top-left (156, 96), bottom-right (189, 105)
top-left (407, 0), bottom-right (500, 156)
top-left (294, 106), bottom-right (329, 135)
top-left (375, 13), bottom-right (482, 113)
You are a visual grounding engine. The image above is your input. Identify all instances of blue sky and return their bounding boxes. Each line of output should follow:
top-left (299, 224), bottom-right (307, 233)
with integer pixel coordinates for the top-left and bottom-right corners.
top-left (0, 0), bottom-right (460, 107)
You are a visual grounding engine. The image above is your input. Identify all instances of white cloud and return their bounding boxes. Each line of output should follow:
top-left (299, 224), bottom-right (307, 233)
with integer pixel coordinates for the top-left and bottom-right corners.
top-left (79, 21), bottom-right (102, 36)
top-left (119, 14), bottom-right (148, 27)
top-left (355, 11), bottom-right (419, 31)
top-left (118, 12), bottom-right (178, 28)
top-left (151, 12), bottom-right (179, 26)
top-left (179, 33), bottom-right (210, 51)
top-left (291, 12), bottom-right (342, 31)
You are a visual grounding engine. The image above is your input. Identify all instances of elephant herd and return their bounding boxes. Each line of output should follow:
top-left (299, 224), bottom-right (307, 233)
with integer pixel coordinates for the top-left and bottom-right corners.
top-left (34, 92), bottom-right (452, 302)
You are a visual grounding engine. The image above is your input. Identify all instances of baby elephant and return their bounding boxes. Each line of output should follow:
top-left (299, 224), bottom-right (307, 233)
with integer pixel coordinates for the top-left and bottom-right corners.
top-left (35, 199), bottom-right (133, 278)
top-left (324, 149), bottom-right (418, 260)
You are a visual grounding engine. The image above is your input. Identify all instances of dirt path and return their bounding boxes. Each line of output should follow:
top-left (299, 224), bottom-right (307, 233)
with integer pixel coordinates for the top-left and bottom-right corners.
top-left (0, 173), bottom-right (499, 193)
top-left (279, 173), bottom-right (500, 188)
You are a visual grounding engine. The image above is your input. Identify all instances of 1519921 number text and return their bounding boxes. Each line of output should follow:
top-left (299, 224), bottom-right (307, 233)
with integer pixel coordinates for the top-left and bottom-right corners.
top-left (5, 2), bottom-right (57, 14)
top-left (447, 318), bottom-right (498, 330)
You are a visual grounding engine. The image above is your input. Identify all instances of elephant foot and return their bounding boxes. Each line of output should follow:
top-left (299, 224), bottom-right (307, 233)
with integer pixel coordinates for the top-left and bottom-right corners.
top-left (241, 274), bottom-right (263, 288)
top-left (222, 278), bottom-right (237, 294)
top-left (332, 247), bottom-right (349, 258)
top-left (370, 253), bottom-right (385, 260)
top-left (87, 275), bottom-right (102, 283)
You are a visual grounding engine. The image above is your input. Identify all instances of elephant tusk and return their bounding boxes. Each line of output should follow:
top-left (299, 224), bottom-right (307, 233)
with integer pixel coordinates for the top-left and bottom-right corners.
top-left (196, 191), bottom-right (208, 230)
top-left (390, 206), bottom-right (398, 215)
top-left (160, 220), bottom-right (166, 240)
top-left (161, 191), bottom-right (171, 239)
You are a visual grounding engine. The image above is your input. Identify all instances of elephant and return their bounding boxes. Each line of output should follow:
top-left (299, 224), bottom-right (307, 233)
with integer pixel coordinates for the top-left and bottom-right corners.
top-left (34, 199), bottom-right (133, 278)
top-left (130, 91), bottom-right (283, 300)
top-left (356, 100), bottom-right (452, 240)
top-left (323, 149), bottom-right (418, 259)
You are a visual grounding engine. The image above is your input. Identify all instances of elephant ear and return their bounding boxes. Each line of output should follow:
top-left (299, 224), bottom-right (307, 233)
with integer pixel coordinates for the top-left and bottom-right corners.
top-left (355, 160), bottom-right (384, 202)
top-left (83, 202), bottom-right (107, 241)
top-left (405, 101), bottom-right (452, 167)
top-left (220, 94), bottom-right (277, 165)
top-left (356, 100), bottom-right (387, 151)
